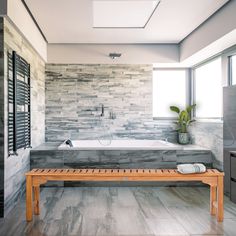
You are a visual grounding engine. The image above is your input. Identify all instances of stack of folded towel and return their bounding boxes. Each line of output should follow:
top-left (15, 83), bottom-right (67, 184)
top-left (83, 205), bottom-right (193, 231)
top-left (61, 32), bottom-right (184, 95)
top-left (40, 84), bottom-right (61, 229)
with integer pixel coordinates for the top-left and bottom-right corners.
top-left (177, 163), bottom-right (206, 174)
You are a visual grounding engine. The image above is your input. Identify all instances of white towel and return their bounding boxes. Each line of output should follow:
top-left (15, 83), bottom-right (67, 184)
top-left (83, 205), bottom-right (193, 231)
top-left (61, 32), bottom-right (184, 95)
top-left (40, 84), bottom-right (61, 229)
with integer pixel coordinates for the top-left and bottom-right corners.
top-left (177, 163), bottom-right (206, 174)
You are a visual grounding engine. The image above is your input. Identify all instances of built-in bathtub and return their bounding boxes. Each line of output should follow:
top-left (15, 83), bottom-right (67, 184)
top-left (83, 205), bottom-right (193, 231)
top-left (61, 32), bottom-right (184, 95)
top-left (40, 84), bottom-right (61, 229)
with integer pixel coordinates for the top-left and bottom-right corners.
top-left (58, 139), bottom-right (183, 151)
top-left (30, 140), bottom-right (213, 187)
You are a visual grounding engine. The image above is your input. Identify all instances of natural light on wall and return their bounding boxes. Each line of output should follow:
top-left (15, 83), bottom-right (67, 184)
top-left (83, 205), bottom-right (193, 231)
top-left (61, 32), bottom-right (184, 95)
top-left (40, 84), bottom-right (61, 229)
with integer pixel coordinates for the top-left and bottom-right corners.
top-left (194, 58), bottom-right (222, 118)
top-left (153, 70), bottom-right (187, 118)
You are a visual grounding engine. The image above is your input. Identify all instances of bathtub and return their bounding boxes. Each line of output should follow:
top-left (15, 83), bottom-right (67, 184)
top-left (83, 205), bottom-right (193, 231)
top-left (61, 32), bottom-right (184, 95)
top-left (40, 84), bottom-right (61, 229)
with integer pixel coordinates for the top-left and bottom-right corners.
top-left (58, 139), bottom-right (183, 150)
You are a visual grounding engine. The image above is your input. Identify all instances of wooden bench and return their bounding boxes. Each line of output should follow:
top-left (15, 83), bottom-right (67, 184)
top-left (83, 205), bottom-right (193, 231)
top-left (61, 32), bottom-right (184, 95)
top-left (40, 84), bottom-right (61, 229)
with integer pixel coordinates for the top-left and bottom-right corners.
top-left (25, 168), bottom-right (224, 222)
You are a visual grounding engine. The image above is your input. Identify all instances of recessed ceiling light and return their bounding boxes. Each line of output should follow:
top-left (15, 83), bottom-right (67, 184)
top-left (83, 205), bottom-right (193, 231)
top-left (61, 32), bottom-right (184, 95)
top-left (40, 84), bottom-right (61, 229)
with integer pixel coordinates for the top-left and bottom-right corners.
top-left (93, 0), bottom-right (160, 28)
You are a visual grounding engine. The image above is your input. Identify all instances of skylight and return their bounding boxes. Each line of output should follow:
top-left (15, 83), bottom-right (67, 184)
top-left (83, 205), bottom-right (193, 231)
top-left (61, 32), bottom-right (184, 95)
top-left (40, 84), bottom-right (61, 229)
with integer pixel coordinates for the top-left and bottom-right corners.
top-left (93, 0), bottom-right (160, 28)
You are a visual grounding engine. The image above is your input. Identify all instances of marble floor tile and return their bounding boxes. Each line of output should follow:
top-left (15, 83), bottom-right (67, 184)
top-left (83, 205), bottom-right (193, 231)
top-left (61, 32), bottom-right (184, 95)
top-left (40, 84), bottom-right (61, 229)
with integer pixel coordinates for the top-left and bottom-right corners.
top-left (145, 218), bottom-right (189, 235)
top-left (155, 187), bottom-right (209, 208)
top-left (166, 206), bottom-right (224, 235)
top-left (131, 188), bottom-right (173, 219)
top-left (0, 187), bottom-right (236, 236)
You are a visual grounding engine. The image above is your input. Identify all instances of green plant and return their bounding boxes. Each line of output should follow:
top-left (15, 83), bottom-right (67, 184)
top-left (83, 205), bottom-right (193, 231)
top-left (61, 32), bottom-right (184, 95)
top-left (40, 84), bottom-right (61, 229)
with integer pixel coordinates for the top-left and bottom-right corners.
top-left (170, 104), bottom-right (196, 133)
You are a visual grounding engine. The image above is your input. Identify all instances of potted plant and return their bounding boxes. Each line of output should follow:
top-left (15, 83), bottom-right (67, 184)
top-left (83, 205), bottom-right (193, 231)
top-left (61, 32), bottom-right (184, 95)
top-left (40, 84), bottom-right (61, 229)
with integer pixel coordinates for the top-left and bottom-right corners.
top-left (169, 104), bottom-right (196, 144)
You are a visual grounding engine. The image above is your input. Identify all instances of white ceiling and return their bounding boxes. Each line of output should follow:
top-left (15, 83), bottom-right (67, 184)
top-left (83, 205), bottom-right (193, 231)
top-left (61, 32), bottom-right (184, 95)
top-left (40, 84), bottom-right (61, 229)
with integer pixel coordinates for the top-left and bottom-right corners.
top-left (93, 1), bottom-right (160, 28)
top-left (25, 0), bottom-right (229, 44)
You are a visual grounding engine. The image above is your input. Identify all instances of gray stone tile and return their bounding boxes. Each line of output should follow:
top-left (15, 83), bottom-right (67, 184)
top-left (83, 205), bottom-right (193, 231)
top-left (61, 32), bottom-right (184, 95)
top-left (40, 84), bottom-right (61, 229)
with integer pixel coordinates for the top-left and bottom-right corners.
top-left (2, 18), bottom-right (45, 216)
top-left (1, 187), bottom-right (236, 236)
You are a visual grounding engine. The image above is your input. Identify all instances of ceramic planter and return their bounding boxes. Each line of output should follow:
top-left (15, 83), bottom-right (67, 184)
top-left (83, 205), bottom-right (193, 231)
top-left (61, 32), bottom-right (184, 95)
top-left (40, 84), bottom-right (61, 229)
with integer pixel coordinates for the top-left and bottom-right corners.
top-left (178, 132), bottom-right (189, 144)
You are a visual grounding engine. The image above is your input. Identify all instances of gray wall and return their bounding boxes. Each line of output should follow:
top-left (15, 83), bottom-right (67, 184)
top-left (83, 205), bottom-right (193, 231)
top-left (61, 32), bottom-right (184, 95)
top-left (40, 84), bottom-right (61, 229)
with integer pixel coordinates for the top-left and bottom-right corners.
top-left (7, 0), bottom-right (47, 60)
top-left (0, 0), bottom-right (7, 16)
top-left (3, 18), bottom-right (45, 216)
top-left (47, 44), bottom-right (179, 64)
top-left (190, 122), bottom-right (223, 170)
top-left (180, 0), bottom-right (235, 62)
top-left (0, 17), bottom-right (4, 217)
top-left (223, 86), bottom-right (236, 141)
top-left (45, 64), bottom-right (177, 142)
top-left (223, 85), bottom-right (236, 194)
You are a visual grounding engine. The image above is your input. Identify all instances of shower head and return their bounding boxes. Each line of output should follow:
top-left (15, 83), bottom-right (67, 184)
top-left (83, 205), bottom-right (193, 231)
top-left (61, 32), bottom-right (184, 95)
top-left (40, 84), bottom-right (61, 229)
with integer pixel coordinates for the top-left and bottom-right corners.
top-left (109, 53), bottom-right (122, 59)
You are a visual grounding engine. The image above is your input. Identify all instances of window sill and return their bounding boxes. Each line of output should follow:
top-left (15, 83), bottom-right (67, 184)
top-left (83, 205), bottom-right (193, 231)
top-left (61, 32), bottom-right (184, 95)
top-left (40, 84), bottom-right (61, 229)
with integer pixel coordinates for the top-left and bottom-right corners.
top-left (194, 118), bottom-right (223, 124)
top-left (153, 117), bottom-right (177, 121)
top-left (152, 117), bottom-right (223, 124)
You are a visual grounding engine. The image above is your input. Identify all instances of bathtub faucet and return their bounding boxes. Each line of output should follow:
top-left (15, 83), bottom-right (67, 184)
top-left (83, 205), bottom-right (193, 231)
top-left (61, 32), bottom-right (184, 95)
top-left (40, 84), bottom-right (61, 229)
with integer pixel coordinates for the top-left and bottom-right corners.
top-left (65, 139), bottom-right (73, 147)
top-left (101, 104), bottom-right (104, 117)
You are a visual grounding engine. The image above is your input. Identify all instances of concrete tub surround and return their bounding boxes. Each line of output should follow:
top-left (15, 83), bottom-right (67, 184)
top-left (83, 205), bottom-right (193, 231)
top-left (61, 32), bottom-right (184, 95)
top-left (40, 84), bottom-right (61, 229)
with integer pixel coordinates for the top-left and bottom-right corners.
top-left (45, 64), bottom-right (177, 142)
top-left (30, 142), bottom-right (213, 187)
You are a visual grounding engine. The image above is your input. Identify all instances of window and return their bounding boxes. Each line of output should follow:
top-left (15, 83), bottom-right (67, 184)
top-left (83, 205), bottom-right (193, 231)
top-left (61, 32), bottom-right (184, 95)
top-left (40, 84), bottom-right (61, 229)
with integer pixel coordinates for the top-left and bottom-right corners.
top-left (230, 55), bottom-right (236, 85)
top-left (194, 58), bottom-right (222, 118)
top-left (153, 69), bottom-right (187, 118)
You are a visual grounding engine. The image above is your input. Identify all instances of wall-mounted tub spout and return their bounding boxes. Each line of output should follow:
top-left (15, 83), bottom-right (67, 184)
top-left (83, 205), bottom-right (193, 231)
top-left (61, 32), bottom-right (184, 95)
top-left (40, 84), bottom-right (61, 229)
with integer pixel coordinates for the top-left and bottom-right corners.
top-left (65, 139), bottom-right (73, 147)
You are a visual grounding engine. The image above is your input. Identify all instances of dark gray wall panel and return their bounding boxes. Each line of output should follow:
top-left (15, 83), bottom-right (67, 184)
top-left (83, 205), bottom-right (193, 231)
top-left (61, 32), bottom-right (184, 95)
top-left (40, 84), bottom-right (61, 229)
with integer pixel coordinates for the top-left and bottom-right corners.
top-left (0, 17), bottom-right (4, 217)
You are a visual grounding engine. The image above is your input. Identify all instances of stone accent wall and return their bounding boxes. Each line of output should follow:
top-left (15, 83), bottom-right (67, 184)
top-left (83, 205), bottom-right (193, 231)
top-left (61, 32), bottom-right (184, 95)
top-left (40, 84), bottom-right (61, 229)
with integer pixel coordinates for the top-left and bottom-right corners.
top-left (3, 18), bottom-right (45, 216)
top-left (190, 122), bottom-right (223, 170)
top-left (0, 17), bottom-right (4, 217)
top-left (45, 64), bottom-right (177, 142)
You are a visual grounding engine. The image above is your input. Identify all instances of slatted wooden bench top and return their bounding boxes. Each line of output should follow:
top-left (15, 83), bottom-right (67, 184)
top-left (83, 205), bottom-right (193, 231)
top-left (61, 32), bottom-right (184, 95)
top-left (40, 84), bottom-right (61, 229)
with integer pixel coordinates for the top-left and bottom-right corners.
top-left (27, 168), bottom-right (223, 176)
top-left (25, 168), bottom-right (224, 222)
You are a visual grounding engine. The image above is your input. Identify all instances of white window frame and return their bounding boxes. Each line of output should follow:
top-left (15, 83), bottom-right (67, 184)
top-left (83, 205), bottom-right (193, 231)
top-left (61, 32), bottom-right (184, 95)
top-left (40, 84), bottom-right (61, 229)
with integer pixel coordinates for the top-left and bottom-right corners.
top-left (228, 53), bottom-right (236, 86)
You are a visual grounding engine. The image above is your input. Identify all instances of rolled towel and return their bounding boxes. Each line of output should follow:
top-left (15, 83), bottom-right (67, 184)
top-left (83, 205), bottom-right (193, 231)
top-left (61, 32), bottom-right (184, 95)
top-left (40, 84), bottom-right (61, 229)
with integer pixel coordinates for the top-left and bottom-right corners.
top-left (177, 163), bottom-right (206, 174)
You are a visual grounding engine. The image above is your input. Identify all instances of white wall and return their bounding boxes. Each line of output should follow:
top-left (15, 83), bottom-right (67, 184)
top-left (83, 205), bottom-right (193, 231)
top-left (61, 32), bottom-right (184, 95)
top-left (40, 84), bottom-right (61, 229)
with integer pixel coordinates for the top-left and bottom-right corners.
top-left (7, 0), bottom-right (47, 61)
top-left (180, 0), bottom-right (236, 64)
top-left (47, 44), bottom-right (179, 64)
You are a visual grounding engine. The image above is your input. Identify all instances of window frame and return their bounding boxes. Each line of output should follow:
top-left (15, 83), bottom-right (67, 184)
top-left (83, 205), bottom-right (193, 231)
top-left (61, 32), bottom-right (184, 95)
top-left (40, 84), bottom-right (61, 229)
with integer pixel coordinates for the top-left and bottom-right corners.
top-left (192, 56), bottom-right (223, 120)
top-left (228, 53), bottom-right (236, 86)
top-left (152, 68), bottom-right (191, 120)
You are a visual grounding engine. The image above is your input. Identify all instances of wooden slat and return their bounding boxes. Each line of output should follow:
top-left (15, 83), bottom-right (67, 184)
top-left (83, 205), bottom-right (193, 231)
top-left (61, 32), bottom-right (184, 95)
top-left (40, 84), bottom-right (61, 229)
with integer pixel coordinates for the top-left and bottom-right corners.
top-left (93, 169), bottom-right (100, 174)
top-left (105, 169), bottom-right (112, 174)
top-left (137, 169), bottom-right (143, 174)
top-left (86, 169), bottom-right (93, 174)
top-left (112, 169), bottom-right (119, 174)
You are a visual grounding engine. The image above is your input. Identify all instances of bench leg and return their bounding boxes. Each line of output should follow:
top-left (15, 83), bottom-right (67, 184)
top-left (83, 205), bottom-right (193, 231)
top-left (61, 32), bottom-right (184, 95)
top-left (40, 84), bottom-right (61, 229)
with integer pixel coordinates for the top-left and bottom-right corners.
top-left (26, 176), bottom-right (33, 222)
top-left (217, 176), bottom-right (224, 222)
top-left (33, 186), bottom-right (40, 215)
top-left (210, 186), bottom-right (217, 215)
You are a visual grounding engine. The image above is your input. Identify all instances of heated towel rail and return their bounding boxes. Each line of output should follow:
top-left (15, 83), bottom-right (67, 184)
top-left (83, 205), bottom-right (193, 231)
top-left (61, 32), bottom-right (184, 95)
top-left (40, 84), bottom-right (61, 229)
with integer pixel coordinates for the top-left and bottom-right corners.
top-left (8, 51), bottom-right (31, 155)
